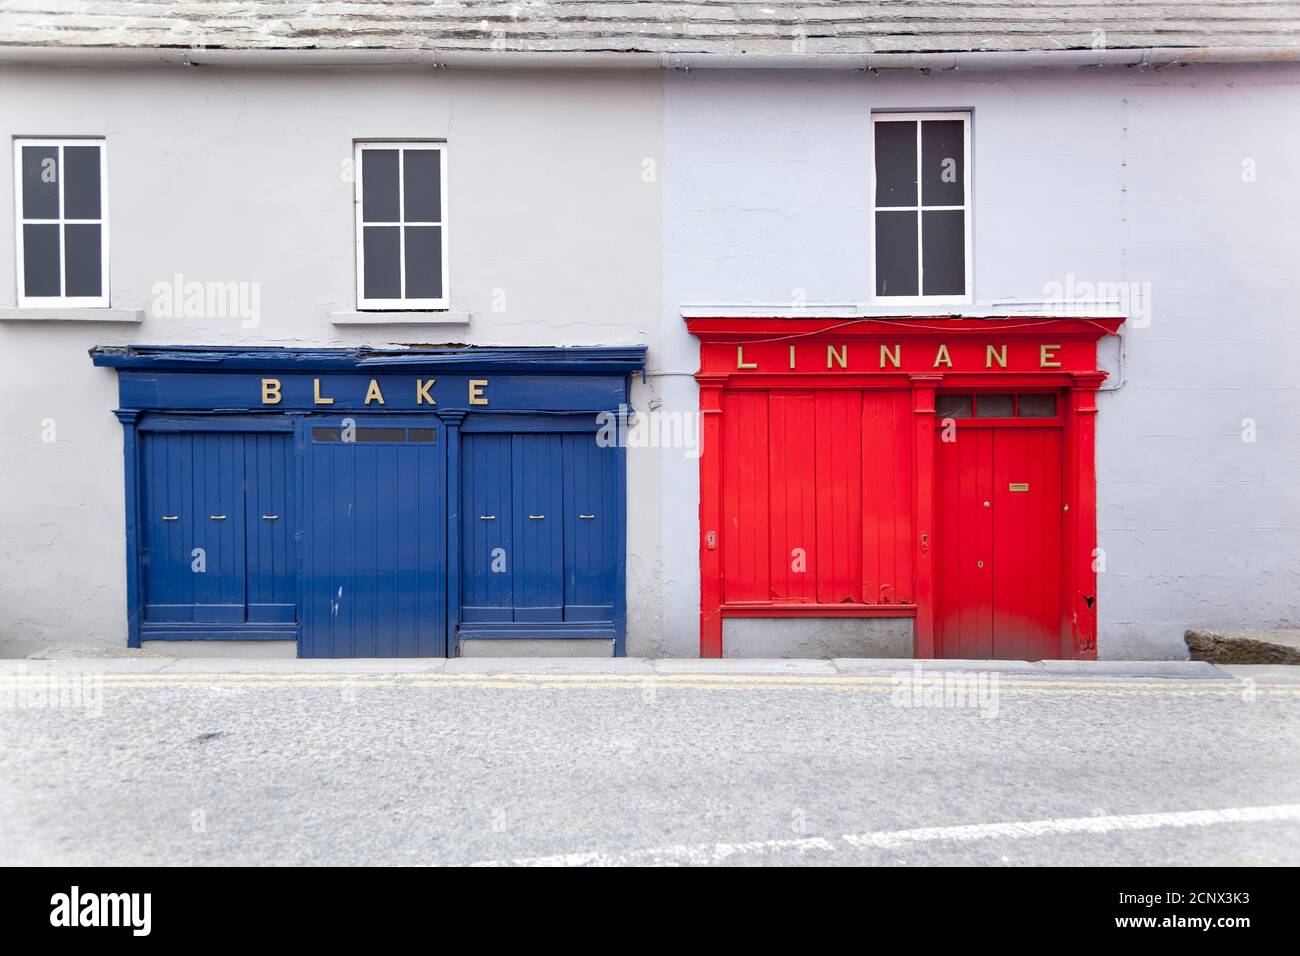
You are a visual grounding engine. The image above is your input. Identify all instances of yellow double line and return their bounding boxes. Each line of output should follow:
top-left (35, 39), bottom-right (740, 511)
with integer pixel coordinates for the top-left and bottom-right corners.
top-left (0, 671), bottom-right (1296, 699)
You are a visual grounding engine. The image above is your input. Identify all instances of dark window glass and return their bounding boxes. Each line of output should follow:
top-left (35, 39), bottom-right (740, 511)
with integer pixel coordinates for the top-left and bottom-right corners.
top-left (361, 149), bottom-right (400, 223)
top-left (404, 226), bottom-right (442, 299)
top-left (936, 394), bottom-right (973, 419)
top-left (22, 223), bottom-right (61, 296)
top-left (874, 120), bottom-right (917, 206)
top-left (21, 146), bottom-right (60, 220)
top-left (403, 149), bottom-right (441, 222)
top-left (64, 224), bottom-right (102, 296)
top-left (62, 145), bottom-right (102, 219)
top-left (921, 120), bottom-right (964, 206)
top-left (875, 210), bottom-right (918, 297)
top-left (408, 428), bottom-right (439, 443)
top-left (921, 210), bottom-right (964, 296)
top-left (355, 428), bottom-right (406, 443)
top-left (312, 428), bottom-right (342, 442)
top-left (1018, 394), bottom-right (1057, 418)
top-left (975, 394), bottom-right (1014, 418)
top-left (363, 226), bottom-right (401, 299)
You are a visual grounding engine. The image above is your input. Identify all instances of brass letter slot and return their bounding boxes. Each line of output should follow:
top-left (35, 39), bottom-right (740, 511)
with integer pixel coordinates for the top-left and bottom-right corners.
top-left (1009, 483), bottom-right (1029, 492)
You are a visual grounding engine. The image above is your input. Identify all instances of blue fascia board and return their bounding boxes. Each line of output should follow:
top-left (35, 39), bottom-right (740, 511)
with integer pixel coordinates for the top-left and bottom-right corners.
top-left (89, 344), bottom-right (648, 374)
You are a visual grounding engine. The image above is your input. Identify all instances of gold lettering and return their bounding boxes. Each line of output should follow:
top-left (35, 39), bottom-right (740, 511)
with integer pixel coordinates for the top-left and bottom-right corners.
top-left (416, 378), bottom-right (436, 405)
top-left (827, 345), bottom-right (847, 369)
top-left (261, 378), bottom-right (282, 405)
top-left (737, 345), bottom-right (758, 370)
top-left (933, 344), bottom-right (953, 368)
top-left (364, 379), bottom-right (385, 405)
top-left (880, 344), bottom-right (901, 369)
top-left (1040, 344), bottom-right (1062, 368)
top-left (469, 379), bottom-right (489, 406)
top-left (986, 345), bottom-right (1007, 369)
top-left (313, 378), bottom-right (334, 405)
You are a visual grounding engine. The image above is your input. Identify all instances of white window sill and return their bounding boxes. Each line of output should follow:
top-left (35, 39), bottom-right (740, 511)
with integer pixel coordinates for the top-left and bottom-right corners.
top-left (0, 307), bottom-right (144, 323)
top-left (331, 310), bottom-right (470, 326)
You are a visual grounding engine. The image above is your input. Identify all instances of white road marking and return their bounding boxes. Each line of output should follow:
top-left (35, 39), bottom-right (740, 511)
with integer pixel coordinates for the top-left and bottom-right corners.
top-left (472, 803), bottom-right (1300, 866)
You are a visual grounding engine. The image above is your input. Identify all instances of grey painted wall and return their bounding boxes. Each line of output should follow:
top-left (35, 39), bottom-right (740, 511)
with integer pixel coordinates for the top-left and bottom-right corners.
top-left (0, 64), bottom-right (663, 657)
top-left (656, 63), bottom-right (1300, 659)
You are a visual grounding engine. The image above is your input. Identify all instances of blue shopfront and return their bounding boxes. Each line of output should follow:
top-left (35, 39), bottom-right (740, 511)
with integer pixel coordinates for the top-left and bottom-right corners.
top-left (91, 345), bottom-right (646, 657)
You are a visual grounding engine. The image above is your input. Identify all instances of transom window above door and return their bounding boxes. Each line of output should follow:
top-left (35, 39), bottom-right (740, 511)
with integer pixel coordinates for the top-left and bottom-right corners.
top-left (14, 138), bottom-right (108, 307)
top-left (354, 142), bottom-right (448, 309)
top-left (872, 112), bottom-right (971, 305)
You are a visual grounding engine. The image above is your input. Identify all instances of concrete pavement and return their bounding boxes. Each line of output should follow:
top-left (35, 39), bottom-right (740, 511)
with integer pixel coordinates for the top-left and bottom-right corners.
top-left (1, 658), bottom-right (1297, 866)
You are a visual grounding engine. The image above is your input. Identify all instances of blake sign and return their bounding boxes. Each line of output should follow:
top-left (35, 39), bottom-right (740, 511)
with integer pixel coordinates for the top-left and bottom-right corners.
top-left (108, 371), bottom-right (628, 413)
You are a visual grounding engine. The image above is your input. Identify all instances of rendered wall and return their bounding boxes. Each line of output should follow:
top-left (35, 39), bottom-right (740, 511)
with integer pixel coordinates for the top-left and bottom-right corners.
top-left (0, 64), bottom-right (663, 657)
top-left (659, 63), bottom-right (1300, 659)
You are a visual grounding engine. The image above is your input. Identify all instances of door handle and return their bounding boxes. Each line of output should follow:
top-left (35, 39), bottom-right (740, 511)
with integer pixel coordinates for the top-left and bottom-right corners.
top-left (528, 514), bottom-right (545, 520)
top-left (262, 514), bottom-right (279, 520)
top-left (479, 515), bottom-right (496, 520)
top-left (162, 515), bottom-right (179, 521)
top-left (210, 515), bottom-right (227, 520)
top-left (579, 514), bottom-right (595, 519)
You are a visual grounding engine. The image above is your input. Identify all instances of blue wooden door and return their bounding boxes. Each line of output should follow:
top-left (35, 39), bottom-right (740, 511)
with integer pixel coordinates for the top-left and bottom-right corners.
top-left (562, 433), bottom-right (617, 621)
top-left (301, 420), bottom-right (446, 657)
top-left (141, 432), bottom-right (247, 623)
top-left (243, 433), bottom-right (295, 624)
top-left (512, 434), bottom-right (565, 622)
top-left (461, 433), bottom-right (513, 622)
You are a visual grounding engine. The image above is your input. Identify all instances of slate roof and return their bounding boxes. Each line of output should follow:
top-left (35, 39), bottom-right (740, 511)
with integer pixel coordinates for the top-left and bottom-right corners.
top-left (1, 1), bottom-right (1297, 57)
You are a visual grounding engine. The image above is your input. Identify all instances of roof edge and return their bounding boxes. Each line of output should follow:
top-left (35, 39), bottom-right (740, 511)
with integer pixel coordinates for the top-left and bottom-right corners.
top-left (1, 45), bottom-right (1297, 72)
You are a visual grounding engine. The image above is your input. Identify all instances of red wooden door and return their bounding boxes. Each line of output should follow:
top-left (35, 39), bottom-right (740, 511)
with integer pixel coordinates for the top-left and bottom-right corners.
top-left (937, 426), bottom-right (1063, 659)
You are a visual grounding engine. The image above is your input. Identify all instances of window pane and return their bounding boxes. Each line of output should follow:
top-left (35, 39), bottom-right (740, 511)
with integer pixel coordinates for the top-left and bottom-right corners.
top-left (921, 120), bottom-right (964, 206)
top-left (921, 209), bottom-right (965, 296)
top-left (362, 225), bottom-right (401, 299)
top-left (312, 427), bottom-right (342, 442)
top-left (361, 149), bottom-right (400, 223)
top-left (975, 394), bottom-right (1014, 418)
top-left (873, 120), bottom-right (917, 206)
top-left (1018, 394), bottom-right (1057, 418)
top-left (64, 223), bottom-right (102, 297)
top-left (63, 145), bottom-right (102, 219)
top-left (21, 145), bottom-right (60, 220)
top-left (354, 428), bottom-right (405, 443)
top-left (404, 226), bottom-right (443, 300)
top-left (936, 394), bottom-right (973, 419)
top-left (875, 210), bottom-right (918, 297)
top-left (403, 149), bottom-right (441, 222)
top-left (22, 223), bottom-right (61, 296)
top-left (408, 428), bottom-right (438, 443)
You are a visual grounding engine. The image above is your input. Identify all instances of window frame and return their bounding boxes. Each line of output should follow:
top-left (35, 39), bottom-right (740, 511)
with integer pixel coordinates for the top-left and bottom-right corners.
top-left (870, 112), bottom-right (972, 307)
top-left (13, 137), bottom-right (110, 308)
top-left (353, 140), bottom-right (449, 311)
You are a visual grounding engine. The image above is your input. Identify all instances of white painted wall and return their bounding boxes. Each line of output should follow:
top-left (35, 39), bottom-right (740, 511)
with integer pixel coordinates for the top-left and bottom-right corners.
top-left (3, 60), bottom-right (1297, 660)
top-left (0, 64), bottom-right (663, 657)
top-left (658, 63), bottom-right (1300, 659)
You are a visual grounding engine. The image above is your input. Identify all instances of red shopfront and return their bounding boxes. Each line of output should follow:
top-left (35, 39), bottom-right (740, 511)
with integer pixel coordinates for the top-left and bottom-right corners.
top-left (688, 316), bottom-right (1122, 661)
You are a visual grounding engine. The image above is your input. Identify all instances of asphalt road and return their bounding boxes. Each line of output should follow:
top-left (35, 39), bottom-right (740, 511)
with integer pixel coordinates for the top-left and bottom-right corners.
top-left (2, 661), bottom-right (1298, 866)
